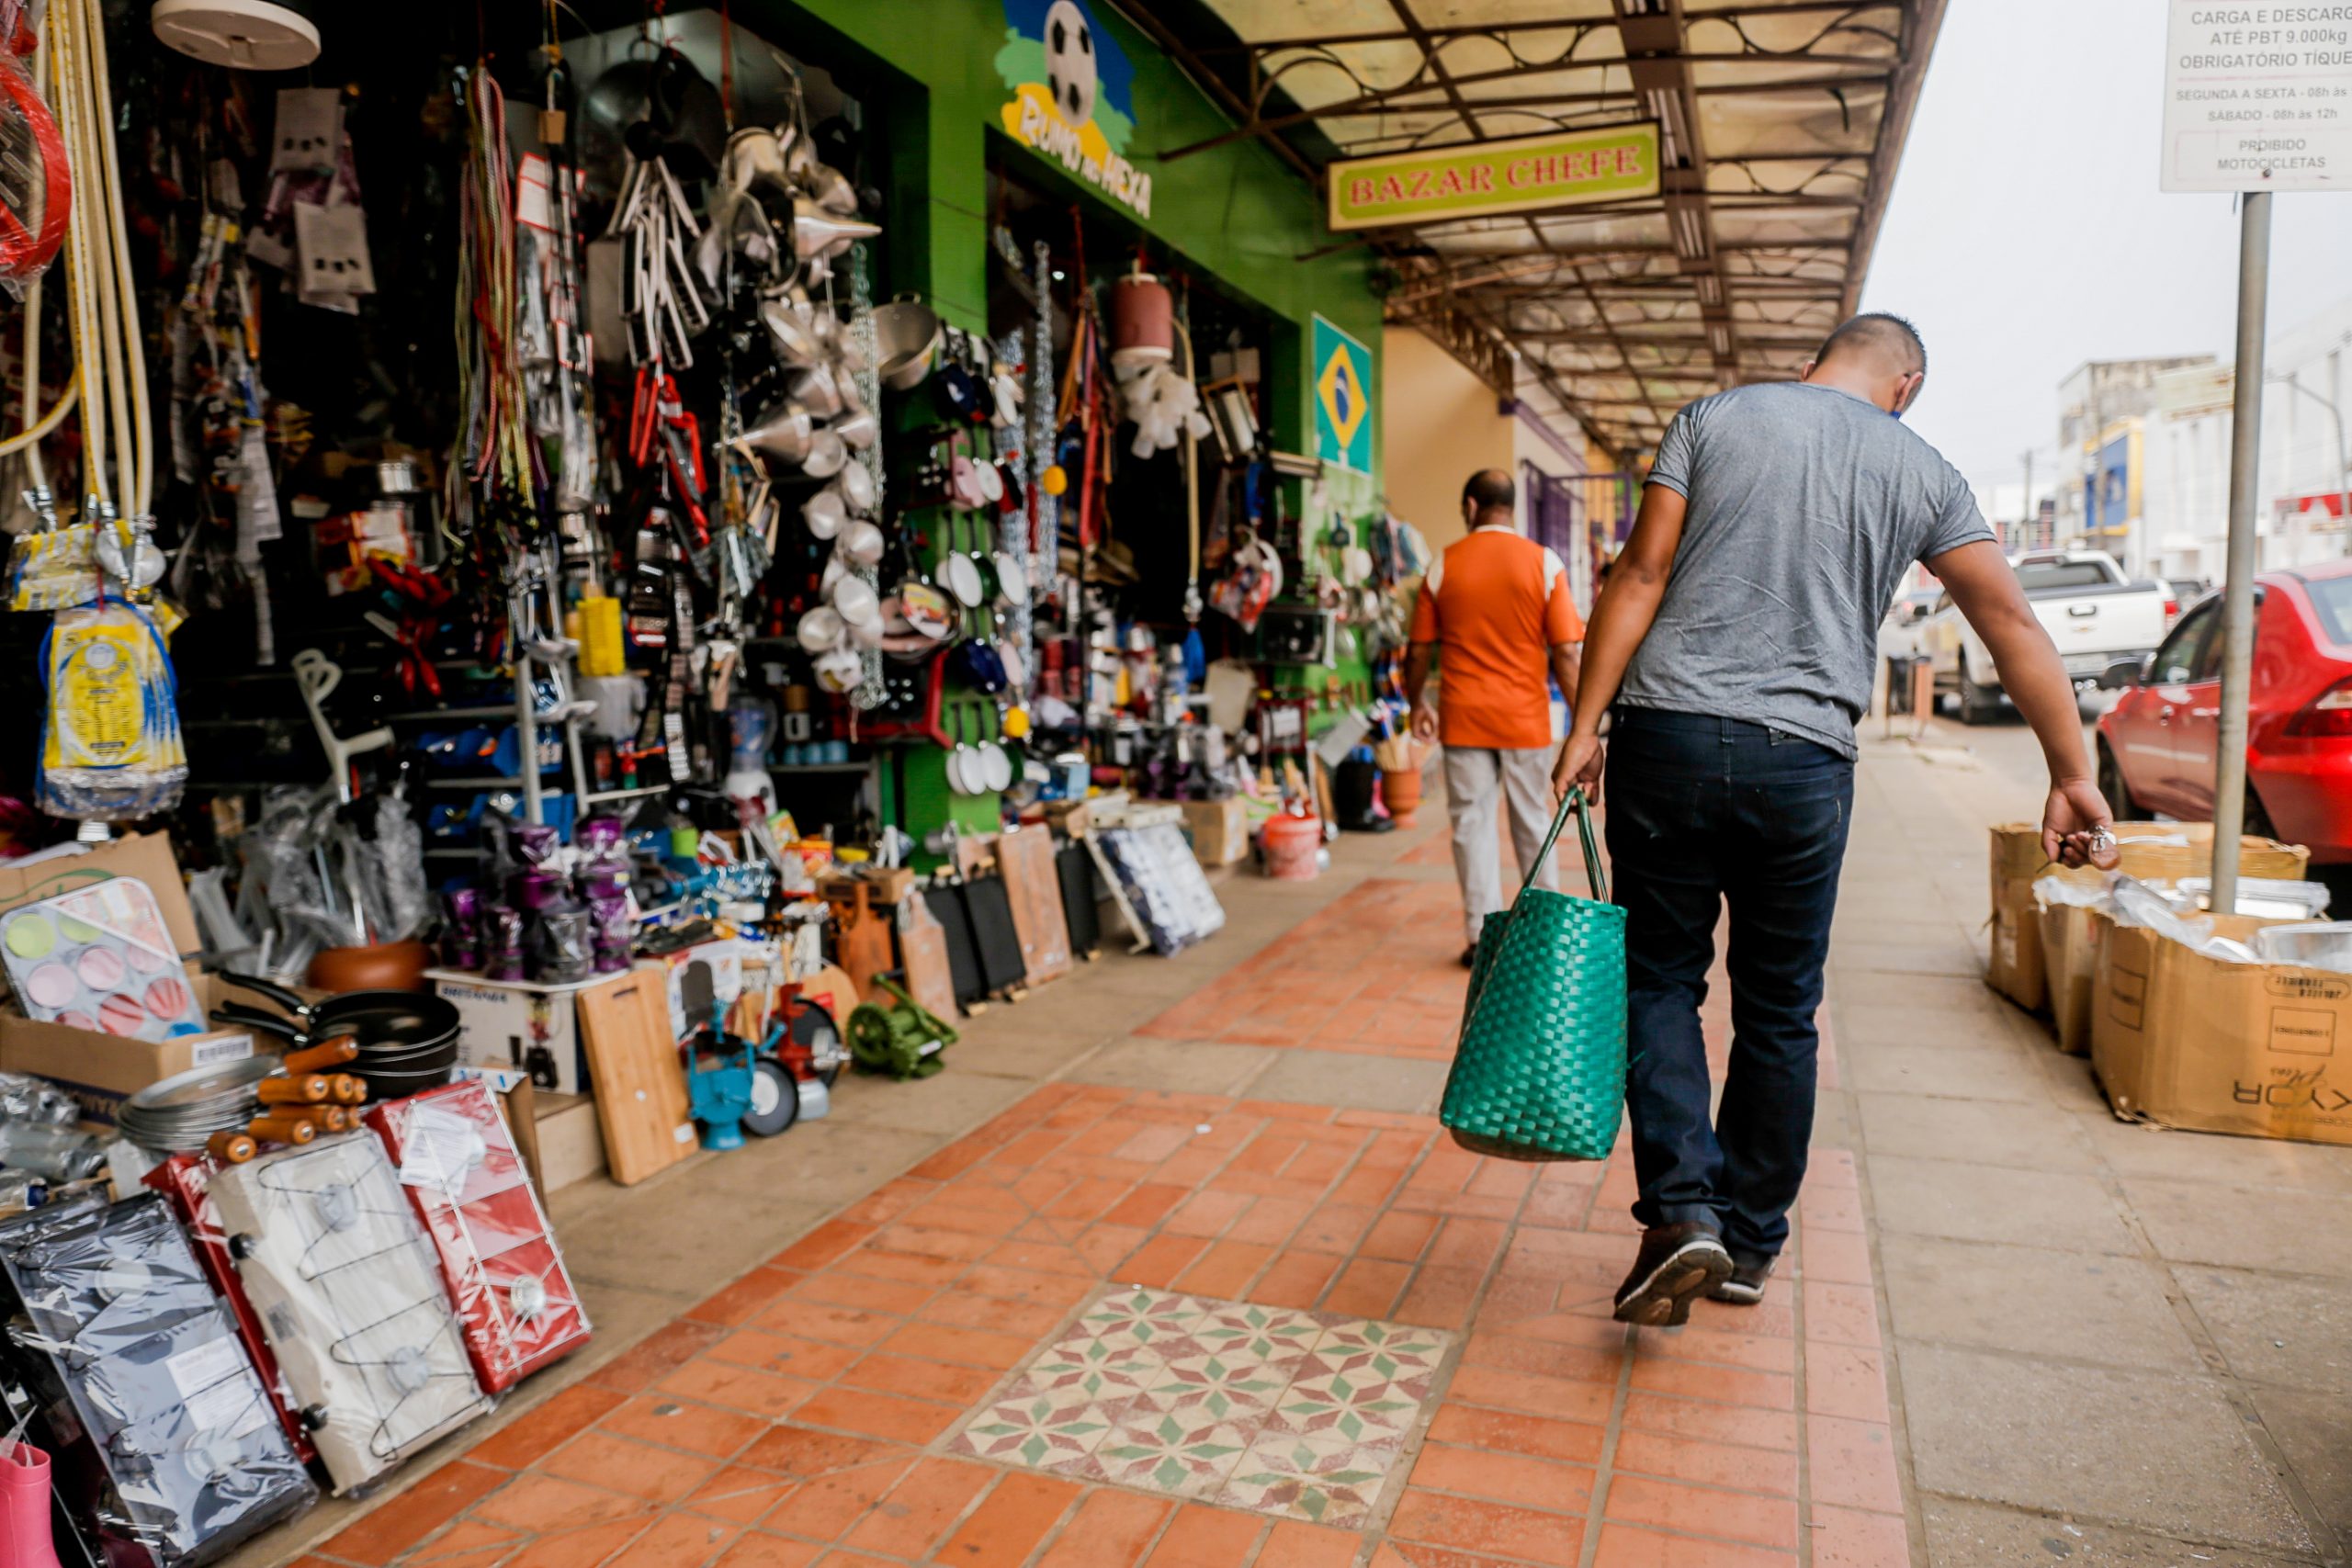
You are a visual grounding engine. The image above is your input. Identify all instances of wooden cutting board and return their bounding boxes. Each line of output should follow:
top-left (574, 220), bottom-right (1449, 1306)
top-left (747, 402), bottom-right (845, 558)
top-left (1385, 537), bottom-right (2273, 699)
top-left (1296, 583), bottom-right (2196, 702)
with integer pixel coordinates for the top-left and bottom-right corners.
top-left (828, 885), bottom-right (897, 1002)
top-left (574, 964), bottom-right (696, 1186)
top-left (998, 825), bottom-right (1072, 986)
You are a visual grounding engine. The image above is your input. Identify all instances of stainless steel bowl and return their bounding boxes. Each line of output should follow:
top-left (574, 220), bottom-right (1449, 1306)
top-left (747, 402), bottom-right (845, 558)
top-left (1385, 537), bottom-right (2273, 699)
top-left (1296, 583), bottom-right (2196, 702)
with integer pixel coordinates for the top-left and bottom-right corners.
top-left (873, 294), bottom-right (942, 391)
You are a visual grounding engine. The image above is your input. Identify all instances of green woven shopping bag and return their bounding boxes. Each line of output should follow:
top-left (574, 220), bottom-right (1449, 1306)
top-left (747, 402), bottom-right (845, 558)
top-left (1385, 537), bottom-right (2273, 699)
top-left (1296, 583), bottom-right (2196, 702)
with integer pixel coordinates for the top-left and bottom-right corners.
top-left (1441, 787), bottom-right (1627, 1161)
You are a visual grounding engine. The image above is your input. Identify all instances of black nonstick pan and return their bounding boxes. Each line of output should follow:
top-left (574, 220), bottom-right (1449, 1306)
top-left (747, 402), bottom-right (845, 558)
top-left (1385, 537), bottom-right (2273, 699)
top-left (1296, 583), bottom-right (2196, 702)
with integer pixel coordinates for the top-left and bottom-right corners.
top-left (215, 973), bottom-right (459, 1054)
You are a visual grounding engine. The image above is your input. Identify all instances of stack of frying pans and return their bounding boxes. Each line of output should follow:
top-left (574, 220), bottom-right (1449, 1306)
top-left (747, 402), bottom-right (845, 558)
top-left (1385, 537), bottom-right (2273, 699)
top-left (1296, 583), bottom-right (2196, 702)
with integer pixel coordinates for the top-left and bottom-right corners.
top-left (214, 974), bottom-right (461, 1101)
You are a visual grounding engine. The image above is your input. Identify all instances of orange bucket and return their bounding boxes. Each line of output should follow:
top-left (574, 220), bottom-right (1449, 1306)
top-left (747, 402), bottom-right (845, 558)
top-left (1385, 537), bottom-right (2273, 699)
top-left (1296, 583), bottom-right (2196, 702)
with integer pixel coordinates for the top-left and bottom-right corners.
top-left (1261, 813), bottom-right (1322, 880)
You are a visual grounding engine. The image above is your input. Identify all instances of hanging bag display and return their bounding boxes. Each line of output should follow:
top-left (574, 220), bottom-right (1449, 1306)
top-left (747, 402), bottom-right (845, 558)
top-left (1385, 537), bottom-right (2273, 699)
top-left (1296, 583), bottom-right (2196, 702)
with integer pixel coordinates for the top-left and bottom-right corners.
top-left (1440, 788), bottom-right (1627, 1162)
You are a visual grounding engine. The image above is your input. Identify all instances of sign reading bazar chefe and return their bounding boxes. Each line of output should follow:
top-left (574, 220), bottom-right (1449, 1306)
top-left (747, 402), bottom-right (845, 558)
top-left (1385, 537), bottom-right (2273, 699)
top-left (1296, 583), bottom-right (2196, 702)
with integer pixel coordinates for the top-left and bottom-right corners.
top-left (2160, 1), bottom-right (2352, 191)
top-left (1326, 123), bottom-right (1660, 231)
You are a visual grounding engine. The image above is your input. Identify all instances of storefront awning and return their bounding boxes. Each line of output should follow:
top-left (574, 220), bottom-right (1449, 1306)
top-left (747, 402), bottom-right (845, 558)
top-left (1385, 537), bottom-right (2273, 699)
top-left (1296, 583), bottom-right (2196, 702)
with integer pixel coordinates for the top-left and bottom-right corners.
top-left (1124, 0), bottom-right (1947, 459)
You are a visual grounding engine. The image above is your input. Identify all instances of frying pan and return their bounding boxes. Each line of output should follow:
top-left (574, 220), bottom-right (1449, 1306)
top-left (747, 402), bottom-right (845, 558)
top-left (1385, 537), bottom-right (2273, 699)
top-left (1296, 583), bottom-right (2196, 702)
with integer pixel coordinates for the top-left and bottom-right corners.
top-left (216, 973), bottom-right (460, 1053)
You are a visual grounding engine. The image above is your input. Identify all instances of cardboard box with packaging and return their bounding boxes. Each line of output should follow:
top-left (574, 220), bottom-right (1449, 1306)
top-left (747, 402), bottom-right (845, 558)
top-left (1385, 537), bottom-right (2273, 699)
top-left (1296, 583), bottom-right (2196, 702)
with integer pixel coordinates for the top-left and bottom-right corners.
top-left (1985, 821), bottom-right (2309, 1013)
top-left (1177, 797), bottom-right (1250, 867)
top-left (2090, 911), bottom-right (2352, 1145)
top-left (0, 835), bottom-right (276, 1122)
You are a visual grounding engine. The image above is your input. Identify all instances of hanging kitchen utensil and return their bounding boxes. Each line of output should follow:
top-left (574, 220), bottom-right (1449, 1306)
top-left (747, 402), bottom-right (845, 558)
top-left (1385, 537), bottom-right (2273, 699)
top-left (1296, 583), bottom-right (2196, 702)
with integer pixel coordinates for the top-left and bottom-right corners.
top-left (836, 456), bottom-right (877, 513)
top-left (789, 196), bottom-right (879, 260)
top-left (941, 513), bottom-right (986, 608)
top-left (804, 428), bottom-right (848, 478)
top-left (943, 705), bottom-right (980, 796)
top-left (873, 293), bottom-right (942, 391)
top-left (734, 401), bottom-right (815, 468)
top-left (804, 486), bottom-right (847, 540)
top-left (977, 707), bottom-right (1014, 794)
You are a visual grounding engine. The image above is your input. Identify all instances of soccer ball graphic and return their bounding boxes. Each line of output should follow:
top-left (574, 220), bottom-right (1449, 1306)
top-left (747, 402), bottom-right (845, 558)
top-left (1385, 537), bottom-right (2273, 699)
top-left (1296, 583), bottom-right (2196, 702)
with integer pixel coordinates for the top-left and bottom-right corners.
top-left (1044, 0), bottom-right (1097, 127)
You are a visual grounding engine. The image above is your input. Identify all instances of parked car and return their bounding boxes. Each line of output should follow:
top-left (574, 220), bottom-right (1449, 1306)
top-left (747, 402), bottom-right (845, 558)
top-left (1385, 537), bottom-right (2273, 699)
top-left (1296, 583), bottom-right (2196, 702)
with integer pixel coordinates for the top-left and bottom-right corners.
top-left (1925, 550), bottom-right (2174, 723)
top-left (2097, 560), bottom-right (2352, 864)
top-left (1877, 587), bottom-right (1942, 660)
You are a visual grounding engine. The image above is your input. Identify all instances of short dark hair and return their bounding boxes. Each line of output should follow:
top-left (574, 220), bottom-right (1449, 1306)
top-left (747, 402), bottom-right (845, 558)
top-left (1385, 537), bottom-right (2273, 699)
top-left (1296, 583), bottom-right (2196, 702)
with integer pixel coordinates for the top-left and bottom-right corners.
top-left (1462, 468), bottom-right (1515, 513)
top-left (1815, 312), bottom-right (1927, 376)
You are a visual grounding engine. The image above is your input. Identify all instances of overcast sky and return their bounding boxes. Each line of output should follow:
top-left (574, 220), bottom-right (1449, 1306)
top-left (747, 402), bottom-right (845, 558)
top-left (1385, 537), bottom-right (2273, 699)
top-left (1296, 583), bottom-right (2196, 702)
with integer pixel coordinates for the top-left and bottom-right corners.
top-left (1857, 0), bottom-right (2352, 495)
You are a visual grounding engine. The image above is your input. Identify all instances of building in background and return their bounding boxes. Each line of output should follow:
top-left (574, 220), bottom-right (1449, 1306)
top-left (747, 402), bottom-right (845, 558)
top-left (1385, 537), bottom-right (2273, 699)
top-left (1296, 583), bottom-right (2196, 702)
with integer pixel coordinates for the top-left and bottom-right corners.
top-left (2144, 295), bottom-right (2352, 581)
top-left (2054, 356), bottom-right (2217, 569)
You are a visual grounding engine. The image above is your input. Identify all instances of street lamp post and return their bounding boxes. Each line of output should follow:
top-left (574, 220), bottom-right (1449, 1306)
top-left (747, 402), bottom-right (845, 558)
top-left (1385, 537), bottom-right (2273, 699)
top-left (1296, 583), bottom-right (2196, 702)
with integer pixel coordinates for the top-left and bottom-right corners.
top-left (2267, 367), bottom-right (2352, 543)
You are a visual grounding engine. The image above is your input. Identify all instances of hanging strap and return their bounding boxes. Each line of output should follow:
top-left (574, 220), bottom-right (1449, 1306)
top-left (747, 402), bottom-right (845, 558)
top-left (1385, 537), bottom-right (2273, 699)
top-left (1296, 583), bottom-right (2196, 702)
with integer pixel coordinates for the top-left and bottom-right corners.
top-left (1516, 785), bottom-right (1607, 904)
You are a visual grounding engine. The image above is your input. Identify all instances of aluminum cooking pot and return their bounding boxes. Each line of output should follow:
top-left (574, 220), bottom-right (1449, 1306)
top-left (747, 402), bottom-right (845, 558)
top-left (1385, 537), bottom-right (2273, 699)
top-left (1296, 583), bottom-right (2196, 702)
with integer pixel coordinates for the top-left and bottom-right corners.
top-left (873, 293), bottom-right (943, 391)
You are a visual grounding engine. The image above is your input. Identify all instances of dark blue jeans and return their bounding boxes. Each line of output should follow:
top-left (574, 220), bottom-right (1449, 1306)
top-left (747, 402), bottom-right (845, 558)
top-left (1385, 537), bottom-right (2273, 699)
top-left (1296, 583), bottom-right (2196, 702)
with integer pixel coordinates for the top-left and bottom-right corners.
top-left (1604, 707), bottom-right (1854, 1258)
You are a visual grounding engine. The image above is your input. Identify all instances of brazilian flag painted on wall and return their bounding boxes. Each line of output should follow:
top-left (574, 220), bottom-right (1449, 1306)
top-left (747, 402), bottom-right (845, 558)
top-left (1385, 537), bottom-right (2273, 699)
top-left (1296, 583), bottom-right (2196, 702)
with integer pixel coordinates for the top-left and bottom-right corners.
top-left (1312, 314), bottom-right (1374, 475)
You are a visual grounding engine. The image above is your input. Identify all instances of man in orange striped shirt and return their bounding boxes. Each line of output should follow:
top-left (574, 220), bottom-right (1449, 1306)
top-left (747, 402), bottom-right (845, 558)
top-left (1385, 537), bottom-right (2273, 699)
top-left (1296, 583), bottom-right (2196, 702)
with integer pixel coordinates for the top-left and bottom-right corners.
top-left (1405, 469), bottom-right (1586, 964)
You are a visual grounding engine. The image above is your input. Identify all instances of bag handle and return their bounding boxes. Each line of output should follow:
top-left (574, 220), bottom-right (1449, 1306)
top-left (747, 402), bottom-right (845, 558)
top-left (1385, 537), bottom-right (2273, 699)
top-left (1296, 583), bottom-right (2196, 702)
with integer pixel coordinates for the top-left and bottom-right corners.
top-left (1517, 785), bottom-right (1607, 904)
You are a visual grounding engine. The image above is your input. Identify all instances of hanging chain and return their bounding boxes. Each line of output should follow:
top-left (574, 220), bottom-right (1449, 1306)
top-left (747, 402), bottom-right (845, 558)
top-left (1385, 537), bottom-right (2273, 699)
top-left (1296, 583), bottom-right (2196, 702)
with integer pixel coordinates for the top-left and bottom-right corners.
top-left (846, 243), bottom-right (886, 708)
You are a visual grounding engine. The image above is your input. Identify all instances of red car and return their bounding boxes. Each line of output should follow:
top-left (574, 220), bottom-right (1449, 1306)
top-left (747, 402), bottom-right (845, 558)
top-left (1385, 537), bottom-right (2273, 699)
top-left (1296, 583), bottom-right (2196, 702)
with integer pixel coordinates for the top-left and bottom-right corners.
top-left (2097, 559), bottom-right (2352, 863)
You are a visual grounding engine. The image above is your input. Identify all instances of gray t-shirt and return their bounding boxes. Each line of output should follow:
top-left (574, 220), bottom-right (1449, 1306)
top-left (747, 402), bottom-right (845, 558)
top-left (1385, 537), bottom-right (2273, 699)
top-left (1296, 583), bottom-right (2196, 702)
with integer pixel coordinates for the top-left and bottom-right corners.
top-left (1620, 381), bottom-right (1994, 758)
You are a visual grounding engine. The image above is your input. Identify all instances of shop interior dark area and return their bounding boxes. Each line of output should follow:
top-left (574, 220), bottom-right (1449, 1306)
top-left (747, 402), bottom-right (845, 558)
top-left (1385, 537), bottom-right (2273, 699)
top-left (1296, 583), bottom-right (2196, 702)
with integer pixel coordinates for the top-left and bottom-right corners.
top-left (0, 1), bottom-right (1435, 1560)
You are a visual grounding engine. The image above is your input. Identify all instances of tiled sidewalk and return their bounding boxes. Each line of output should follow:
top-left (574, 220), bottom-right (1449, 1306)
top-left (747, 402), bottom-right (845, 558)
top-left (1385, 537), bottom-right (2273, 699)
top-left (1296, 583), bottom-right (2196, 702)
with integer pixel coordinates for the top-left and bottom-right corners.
top-left (296, 1056), bottom-right (1904, 1564)
top-left (279, 802), bottom-right (1906, 1568)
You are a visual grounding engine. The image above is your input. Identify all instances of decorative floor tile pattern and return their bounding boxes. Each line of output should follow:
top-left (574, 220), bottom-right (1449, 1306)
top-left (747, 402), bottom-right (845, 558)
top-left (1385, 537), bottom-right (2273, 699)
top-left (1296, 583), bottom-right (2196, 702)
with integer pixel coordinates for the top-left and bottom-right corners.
top-left (950, 1288), bottom-right (1453, 1525)
top-left (286, 810), bottom-right (1902, 1568)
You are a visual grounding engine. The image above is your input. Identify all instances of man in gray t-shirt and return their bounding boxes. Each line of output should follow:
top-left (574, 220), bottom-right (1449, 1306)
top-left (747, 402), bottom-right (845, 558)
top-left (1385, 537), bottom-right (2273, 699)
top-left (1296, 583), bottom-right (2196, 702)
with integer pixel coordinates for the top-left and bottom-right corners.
top-left (1550, 314), bottom-right (2120, 1329)
top-left (1620, 377), bottom-right (1994, 755)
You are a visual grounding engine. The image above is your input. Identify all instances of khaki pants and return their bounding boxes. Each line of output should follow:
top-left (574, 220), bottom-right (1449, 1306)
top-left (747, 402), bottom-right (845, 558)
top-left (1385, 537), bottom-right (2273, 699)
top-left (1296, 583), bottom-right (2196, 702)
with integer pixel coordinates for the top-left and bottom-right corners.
top-left (1443, 745), bottom-right (1560, 948)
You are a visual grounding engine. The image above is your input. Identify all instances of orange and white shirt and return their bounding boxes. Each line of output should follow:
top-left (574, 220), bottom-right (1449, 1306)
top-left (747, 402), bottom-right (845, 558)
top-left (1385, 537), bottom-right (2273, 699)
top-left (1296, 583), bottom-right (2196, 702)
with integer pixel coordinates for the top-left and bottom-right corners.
top-left (1409, 524), bottom-right (1584, 749)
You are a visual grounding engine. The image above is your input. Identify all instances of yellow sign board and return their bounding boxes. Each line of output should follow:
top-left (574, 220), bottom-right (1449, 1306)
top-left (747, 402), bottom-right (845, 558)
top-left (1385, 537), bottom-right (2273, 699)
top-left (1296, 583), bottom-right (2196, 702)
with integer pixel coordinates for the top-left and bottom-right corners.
top-left (1327, 123), bottom-right (1661, 231)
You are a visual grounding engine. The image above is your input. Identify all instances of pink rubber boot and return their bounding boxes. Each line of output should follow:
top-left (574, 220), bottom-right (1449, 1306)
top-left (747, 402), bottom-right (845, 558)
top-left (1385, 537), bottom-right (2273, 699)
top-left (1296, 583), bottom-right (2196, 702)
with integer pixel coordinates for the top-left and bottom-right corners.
top-left (0, 1444), bottom-right (60, 1568)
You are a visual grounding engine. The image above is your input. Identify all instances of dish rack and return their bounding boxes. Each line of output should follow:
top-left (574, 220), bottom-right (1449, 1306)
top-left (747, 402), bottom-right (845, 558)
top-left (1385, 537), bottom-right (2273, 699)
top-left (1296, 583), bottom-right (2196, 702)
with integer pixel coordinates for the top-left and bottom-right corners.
top-left (364, 1080), bottom-right (592, 1392)
top-left (206, 1134), bottom-right (492, 1493)
top-left (0, 1192), bottom-right (315, 1565)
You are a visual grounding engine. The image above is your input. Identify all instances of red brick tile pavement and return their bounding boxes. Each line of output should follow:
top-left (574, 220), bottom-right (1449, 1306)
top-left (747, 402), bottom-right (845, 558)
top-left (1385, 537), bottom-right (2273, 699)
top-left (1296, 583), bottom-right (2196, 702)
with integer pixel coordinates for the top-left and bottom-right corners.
top-left (294, 829), bottom-right (1898, 1568)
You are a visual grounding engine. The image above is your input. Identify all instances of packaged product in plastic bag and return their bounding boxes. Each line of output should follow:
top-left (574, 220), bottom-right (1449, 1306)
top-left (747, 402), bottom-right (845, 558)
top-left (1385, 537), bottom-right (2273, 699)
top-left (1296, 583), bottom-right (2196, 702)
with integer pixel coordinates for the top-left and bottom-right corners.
top-left (36, 602), bottom-right (187, 820)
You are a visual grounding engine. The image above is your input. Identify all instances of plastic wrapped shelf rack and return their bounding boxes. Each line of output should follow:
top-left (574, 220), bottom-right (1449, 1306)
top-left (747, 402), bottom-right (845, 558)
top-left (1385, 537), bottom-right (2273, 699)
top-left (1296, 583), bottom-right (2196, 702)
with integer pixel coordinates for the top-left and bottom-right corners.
top-left (141, 1155), bottom-right (317, 1465)
top-left (0, 1192), bottom-right (316, 1565)
top-left (364, 1081), bottom-right (592, 1393)
top-left (206, 1134), bottom-right (492, 1493)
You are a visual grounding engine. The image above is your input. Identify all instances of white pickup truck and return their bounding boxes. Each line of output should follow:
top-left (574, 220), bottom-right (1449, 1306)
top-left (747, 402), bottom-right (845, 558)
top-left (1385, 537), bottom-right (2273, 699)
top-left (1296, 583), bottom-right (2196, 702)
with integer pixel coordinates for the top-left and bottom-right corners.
top-left (1925, 550), bottom-right (2174, 724)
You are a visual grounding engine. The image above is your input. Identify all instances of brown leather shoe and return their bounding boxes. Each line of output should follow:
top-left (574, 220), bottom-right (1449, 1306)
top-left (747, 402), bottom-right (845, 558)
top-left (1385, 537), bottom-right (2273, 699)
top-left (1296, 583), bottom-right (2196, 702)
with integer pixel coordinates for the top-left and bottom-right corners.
top-left (1612, 1223), bottom-right (1733, 1326)
top-left (1711, 1250), bottom-right (1776, 1305)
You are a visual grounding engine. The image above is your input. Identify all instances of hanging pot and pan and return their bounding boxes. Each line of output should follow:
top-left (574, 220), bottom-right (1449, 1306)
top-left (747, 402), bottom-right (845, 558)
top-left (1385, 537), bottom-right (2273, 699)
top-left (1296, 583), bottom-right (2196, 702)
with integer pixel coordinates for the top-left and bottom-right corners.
top-left (790, 197), bottom-right (881, 259)
top-left (837, 459), bottom-right (877, 514)
top-left (805, 428), bottom-right (849, 478)
top-left (804, 487), bottom-right (848, 540)
top-left (873, 294), bottom-right (943, 391)
top-left (758, 293), bottom-right (824, 368)
top-left (736, 402), bottom-right (816, 468)
top-left (787, 365), bottom-right (847, 419)
top-left (992, 549), bottom-right (1028, 609)
top-left (833, 408), bottom-right (879, 450)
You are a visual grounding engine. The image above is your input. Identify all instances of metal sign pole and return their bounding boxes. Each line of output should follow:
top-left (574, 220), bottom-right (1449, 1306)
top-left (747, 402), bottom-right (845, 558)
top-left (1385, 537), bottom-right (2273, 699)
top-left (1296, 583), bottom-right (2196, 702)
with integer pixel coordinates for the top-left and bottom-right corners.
top-left (2210, 190), bottom-right (2271, 916)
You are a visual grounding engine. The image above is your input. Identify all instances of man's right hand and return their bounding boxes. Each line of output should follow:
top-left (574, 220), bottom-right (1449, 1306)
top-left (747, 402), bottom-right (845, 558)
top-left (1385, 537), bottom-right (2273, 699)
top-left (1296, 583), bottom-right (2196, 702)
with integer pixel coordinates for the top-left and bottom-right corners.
top-left (1410, 703), bottom-right (1438, 744)
top-left (2043, 777), bottom-right (2120, 868)
top-left (1553, 734), bottom-right (1604, 806)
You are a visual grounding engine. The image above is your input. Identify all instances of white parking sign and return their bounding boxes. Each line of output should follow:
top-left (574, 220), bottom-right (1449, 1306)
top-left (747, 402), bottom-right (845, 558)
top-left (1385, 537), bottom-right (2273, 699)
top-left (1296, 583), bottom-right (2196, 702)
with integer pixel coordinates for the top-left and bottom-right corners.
top-left (2162, 1), bottom-right (2352, 190)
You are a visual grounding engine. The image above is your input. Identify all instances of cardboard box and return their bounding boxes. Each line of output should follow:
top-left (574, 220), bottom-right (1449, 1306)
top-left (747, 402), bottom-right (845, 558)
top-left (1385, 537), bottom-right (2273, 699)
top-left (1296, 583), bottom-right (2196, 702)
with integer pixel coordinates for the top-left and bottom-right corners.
top-left (1178, 797), bottom-right (1250, 867)
top-left (2091, 911), bottom-right (2352, 1145)
top-left (0, 834), bottom-right (275, 1120)
top-left (2035, 870), bottom-right (2109, 1055)
top-left (1986, 821), bottom-right (2310, 1013)
top-left (429, 971), bottom-right (594, 1095)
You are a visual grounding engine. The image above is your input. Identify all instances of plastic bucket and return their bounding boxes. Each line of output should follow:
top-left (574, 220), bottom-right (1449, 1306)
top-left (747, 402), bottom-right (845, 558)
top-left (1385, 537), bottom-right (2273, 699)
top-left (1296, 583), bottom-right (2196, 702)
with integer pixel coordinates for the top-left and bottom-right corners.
top-left (1261, 814), bottom-right (1322, 880)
